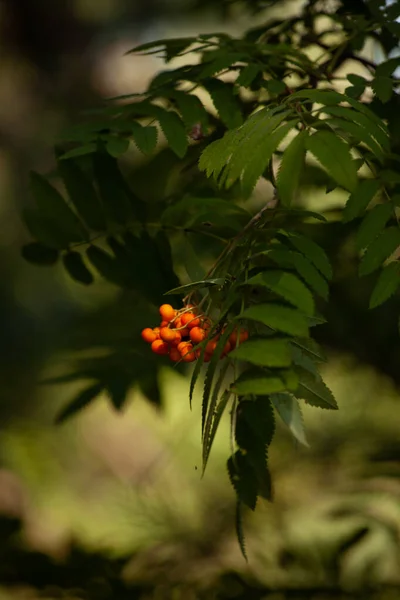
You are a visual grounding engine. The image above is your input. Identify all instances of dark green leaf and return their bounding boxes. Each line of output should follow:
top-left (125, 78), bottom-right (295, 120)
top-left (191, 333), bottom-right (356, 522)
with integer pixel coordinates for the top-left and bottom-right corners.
top-left (359, 227), bottom-right (400, 276)
top-left (30, 171), bottom-right (87, 243)
top-left (130, 122), bottom-right (158, 154)
top-left (372, 76), bottom-right (393, 103)
top-left (171, 91), bottom-right (209, 129)
top-left (57, 159), bottom-right (106, 231)
top-left (276, 130), bottom-right (308, 207)
top-left (203, 79), bottom-right (243, 129)
top-left (244, 270), bottom-right (315, 316)
top-left (155, 108), bottom-right (188, 158)
top-left (202, 389), bottom-right (231, 473)
top-left (55, 382), bottom-right (103, 424)
top-left (21, 242), bottom-right (59, 266)
top-left (295, 370), bottom-right (338, 409)
top-left (282, 232), bottom-right (332, 279)
top-left (231, 368), bottom-right (299, 395)
top-left (305, 130), bottom-right (358, 192)
top-left (270, 392), bottom-right (308, 446)
top-left (267, 249), bottom-right (329, 299)
top-left (22, 208), bottom-right (73, 249)
top-left (59, 143), bottom-right (98, 160)
top-left (369, 261), bottom-right (400, 308)
top-left (227, 451), bottom-right (258, 510)
top-left (105, 135), bottom-right (130, 157)
top-left (63, 251), bottom-right (94, 285)
top-left (356, 203), bottom-right (393, 251)
top-left (343, 179), bottom-right (381, 223)
top-left (236, 63), bottom-right (261, 88)
top-left (86, 244), bottom-right (127, 287)
top-left (230, 337), bottom-right (291, 367)
top-left (240, 303), bottom-right (309, 337)
top-left (165, 278), bottom-right (226, 295)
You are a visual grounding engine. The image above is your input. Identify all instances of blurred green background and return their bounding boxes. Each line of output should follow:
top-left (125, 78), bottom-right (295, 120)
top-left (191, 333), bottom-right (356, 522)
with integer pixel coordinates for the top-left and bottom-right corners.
top-left (1, 0), bottom-right (400, 598)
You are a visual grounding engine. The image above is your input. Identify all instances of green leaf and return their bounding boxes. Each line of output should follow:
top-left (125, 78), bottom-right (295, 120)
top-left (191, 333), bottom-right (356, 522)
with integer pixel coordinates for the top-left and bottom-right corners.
top-left (231, 368), bottom-right (298, 395)
top-left (30, 171), bottom-right (87, 243)
top-left (356, 203), bottom-right (393, 251)
top-left (240, 303), bottom-right (310, 337)
top-left (130, 122), bottom-right (158, 154)
top-left (326, 117), bottom-right (386, 162)
top-left (230, 337), bottom-right (292, 367)
top-left (57, 159), bottom-right (106, 231)
top-left (62, 251), bottom-right (94, 285)
top-left (155, 108), bottom-right (188, 158)
top-left (22, 208), bottom-right (67, 249)
top-left (105, 135), bottom-right (130, 157)
top-left (372, 76), bottom-right (393, 103)
top-left (369, 261), bottom-right (400, 308)
top-left (86, 244), bottom-right (126, 287)
top-left (227, 451), bottom-right (258, 510)
top-left (202, 361), bottom-right (230, 472)
top-left (347, 74), bottom-right (367, 87)
top-left (282, 232), bottom-right (332, 279)
top-left (171, 91), bottom-right (209, 129)
top-left (203, 79), bottom-right (243, 129)
top-left (343, 179), bottom-right (381, 223)
top-left (182, 235), bottom-right (206, 283)
top-left (276, 130), bottom-right (308, 207)
top-left (270, 392), bottom-right (308, 447)
top-left (305, 130), bottom-right (358, 192)
top-left (295, 370), bottom-right (338, 409)
top-left (59, 143), bottom-right (98, 160)
top-left (265, 79), bottom-right (287, 95)
top-left (165, 278), bottom-right (226, 295)
top-left (244, 270), bottom-right (315, 316)
top-left (202, 389), bottom-right (231, 473)
top-left (267, 249), bottom-right (329, 299)
top-left (359, 227), bottom-right (400, 276)
top-left (55, 382), bottom-right (103, 424)
top-left (92, 153), bottom-right (145, 224)
top-left (236, 63), bottom-right (261, 88)
top-left (21, 242), bottom-right (59, 266)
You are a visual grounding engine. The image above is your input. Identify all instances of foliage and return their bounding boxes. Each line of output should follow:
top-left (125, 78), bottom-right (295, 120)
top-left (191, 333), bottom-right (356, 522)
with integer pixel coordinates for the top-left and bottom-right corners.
top-left (20, 0), bottom-right (400, 555)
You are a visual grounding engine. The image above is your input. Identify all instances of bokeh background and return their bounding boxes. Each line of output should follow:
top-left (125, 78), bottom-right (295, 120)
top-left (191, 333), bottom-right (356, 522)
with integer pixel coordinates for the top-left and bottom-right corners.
top-left (1, 0), bottom-right (400, 598)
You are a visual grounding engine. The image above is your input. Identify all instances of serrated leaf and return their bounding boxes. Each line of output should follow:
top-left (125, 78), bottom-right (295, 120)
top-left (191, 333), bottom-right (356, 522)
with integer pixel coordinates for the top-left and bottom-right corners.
top-left (199, 51), bottom-right (245, 79)
top-left (359, 227), bottom-right (400, 276)
top-left (202, 389), bottom-right (231, 473)
top-left (292, 337), bottom-right (326, 363)
top-left (276, 130), bottom-right (308, 207)
top-left (230, 337), bottom-right (291, 367)
top-left (57, 159), bottom-right (106, 231)
top-left (369, 261), bottom-right (400, 308)
top-left (267, 249), bottom-right (329, 299)
top-left (165, 278), bottom-right (226, 295)
top-left (296, 370), bottom-right (338, 409)
top-left (231, 368), bottom-right (298, 395)
top-left (62, 251), bottom-right (94, 285)
top-left (321, 105), bottom-right (390, 155)
top-left (282, 232), bottom-right (332, 280)
top-left (105, 135), bottom-right (130, 157)
top-left (130, 122), bottom-right (158, 154)
top-left (235, 502), bottom-right (247, 561)
top-left (30, 171), bottom-right (87, 243)
top-left (155, 108), bottom-right (188, 158)
top-left (227, 451), bottom-right (258, 510)
top-left (305, 130), bottom-right (358, 192)
top-left (202, 361), bottom-right (230, 471)
top-left (326, 117), bottom-right (386, 163)
top-left (240, 303), bottom-right (309, 337)
top-left (21, 242), bottom-right (59, 266)
top-left (343, 179), bottom-right (381, 223)
top-left (270, 392), bottom-right (308, 446)
top-left (203, 79), bottom-right (243, 129)
top-left (55, 382), bottom-right (103, 424)
top-left (244, 270), bottom-right (315, 316)
top-left (372, 76), bottom-right (393, 103)
top-left (356, 203), bottom-right (393, 251)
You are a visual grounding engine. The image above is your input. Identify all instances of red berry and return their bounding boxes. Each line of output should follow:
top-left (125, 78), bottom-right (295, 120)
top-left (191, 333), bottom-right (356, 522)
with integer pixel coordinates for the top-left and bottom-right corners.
top-left (159, 304), bottom-right (176, 322)
top-left (141, 328), bottom-right (157, 343)
top-left (151, 340), bottom-right (169, 355)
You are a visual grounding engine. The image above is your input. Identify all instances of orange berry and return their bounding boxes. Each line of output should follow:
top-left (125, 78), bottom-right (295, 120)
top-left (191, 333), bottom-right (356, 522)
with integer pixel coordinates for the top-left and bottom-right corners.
top-left (181, 344), bottom-right (196, 362)
top-left (181, 312), bottom-right (200, 328)
top-left (159, 304), bottom-right (176, 322)
top-left (151, 339), bottom-right (169, 355)
top-left (177, 341), bottom-right (190, 353)
top-left (169, 348), bottom-right (181, 362)
top-left (141, 328), bottom-right (157, 343)
top-left (221, 340), bottom-right (232, 356)
top-left (174, 317), bottom-right (182, 328)
top-left (190, 326), bottom-right (206, 344)
top-left (180, 327), bottom-right (190, 338)
top-left (205, 339), bottom-right (217, 354)
top-left (152, 327), bottom-right (161, 339)
top-left (160, 327), bottom-right (177, 343)
top-left (160, 320), bottom-right (168, 327)
top-left (170, 331), bottom-right (182, 346)
top-left (239, 329), bottom-right (249, 343)
top-left (229, 328), bottom-right (249, 346)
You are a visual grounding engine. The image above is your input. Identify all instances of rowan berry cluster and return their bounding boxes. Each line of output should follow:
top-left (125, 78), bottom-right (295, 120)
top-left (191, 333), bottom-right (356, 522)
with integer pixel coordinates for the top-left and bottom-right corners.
top-left (141, 303), bottom-right (248, 363)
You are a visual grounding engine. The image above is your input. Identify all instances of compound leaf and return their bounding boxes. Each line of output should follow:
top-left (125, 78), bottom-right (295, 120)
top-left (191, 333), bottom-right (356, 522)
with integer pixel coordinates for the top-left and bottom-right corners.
top-left (276, 130), bottom-right (308, 207)
top-left (305, 130), bottom-right (358, 192)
